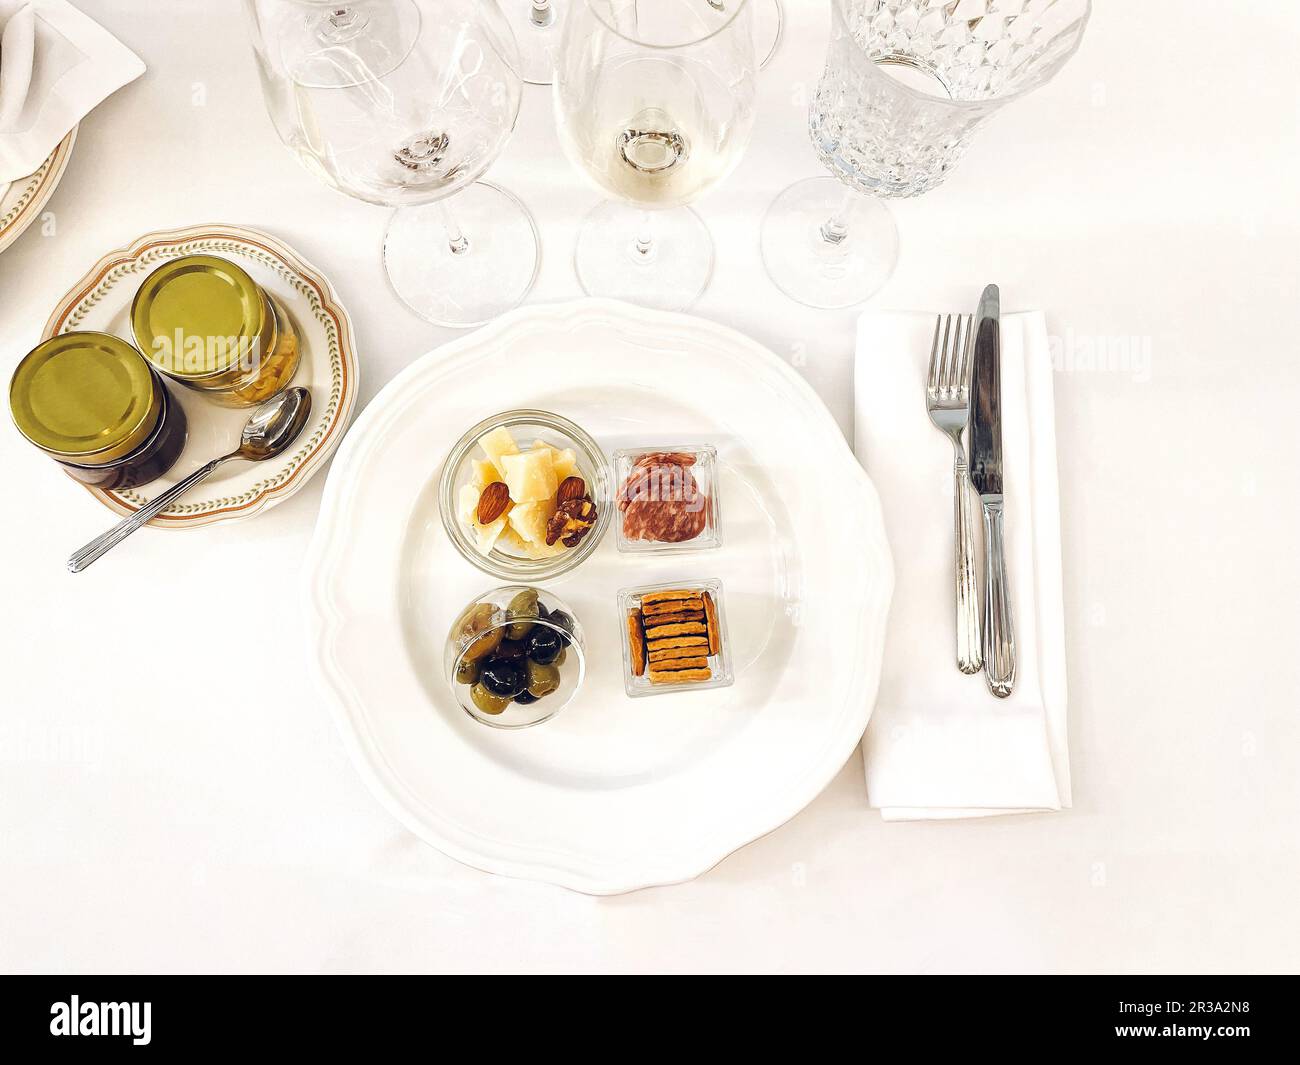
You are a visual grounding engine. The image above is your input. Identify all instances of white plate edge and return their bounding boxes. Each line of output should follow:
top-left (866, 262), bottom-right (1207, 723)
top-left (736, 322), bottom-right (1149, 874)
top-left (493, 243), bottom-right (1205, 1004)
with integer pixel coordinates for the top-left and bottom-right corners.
top-left (302, 298), bottom-right (896, 894)
top-left (0, 126), bottom-right (77, 254)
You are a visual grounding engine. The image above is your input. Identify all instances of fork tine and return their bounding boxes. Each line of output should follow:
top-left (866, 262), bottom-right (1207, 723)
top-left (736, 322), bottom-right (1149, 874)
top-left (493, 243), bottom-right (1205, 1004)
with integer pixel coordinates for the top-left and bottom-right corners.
top-left (947, 314), bottom-right (966, 395)
top-left (956, 314), bottom-right (973, 396)
top-left (927, 315), bottom-right (944, 389)
top-left (940, 314), bottom-right (955, 396)
top-left (940, 314), bottom-right (957, 398)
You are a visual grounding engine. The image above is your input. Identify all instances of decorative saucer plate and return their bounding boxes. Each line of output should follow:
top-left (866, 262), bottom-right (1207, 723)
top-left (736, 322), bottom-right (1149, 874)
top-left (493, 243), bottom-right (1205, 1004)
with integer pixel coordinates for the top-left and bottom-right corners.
top-left (0, 127), bottom-right (77, 254)
top-left (304, 299), bottom-right (894, 894)
top-left (41, 223), bottom-right (359, 527)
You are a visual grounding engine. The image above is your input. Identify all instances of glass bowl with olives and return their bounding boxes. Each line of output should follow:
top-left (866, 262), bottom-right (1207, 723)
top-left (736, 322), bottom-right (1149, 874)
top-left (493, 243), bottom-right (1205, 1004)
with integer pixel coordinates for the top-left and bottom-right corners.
top-left (444, 586), bottom-right (586, 729)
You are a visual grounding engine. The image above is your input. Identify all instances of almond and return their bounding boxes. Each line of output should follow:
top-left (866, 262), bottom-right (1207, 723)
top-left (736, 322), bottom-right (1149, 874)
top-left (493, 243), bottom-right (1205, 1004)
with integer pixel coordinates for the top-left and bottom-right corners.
top-left (476, 481), bottom-right (511, 525)
top-left (556, 476), bottom-right (586, 504)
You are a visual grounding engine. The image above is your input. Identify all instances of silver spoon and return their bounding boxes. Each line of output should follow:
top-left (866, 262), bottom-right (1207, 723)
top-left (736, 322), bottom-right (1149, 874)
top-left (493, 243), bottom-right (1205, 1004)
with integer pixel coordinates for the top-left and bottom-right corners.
top-left (67, 387), bottom-right (312, 574)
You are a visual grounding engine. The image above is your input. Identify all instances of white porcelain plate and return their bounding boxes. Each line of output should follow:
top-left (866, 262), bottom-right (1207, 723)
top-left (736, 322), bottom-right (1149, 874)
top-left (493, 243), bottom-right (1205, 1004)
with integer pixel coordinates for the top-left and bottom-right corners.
top-left (0, 127), bottom-right (76, 254)
top-left (305, 300), bottom-right (893, 894)
top-left (41, 223), bottom-right (359, 527)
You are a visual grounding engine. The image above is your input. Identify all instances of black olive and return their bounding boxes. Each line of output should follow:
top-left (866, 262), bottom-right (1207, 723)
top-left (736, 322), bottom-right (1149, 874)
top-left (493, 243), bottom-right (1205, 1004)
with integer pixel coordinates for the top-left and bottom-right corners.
top-left (479, 659), bottom-right (526, 698)
top-left (493, 639), bottom-right (528, 659)
top-left (513, 690), bottom-right (538, 705)
top-left (545, 611), bottom-right (574, 646)
top-left (526, 626), bottom-right (563, 665)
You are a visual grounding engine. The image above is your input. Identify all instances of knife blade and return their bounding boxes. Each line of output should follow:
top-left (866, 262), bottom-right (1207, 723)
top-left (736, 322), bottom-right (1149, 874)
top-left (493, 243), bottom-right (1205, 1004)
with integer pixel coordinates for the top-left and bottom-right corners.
top-left (969, 285), bottom-right (1002, 498)
top-left (968, 284), bottom-right (1016, 697)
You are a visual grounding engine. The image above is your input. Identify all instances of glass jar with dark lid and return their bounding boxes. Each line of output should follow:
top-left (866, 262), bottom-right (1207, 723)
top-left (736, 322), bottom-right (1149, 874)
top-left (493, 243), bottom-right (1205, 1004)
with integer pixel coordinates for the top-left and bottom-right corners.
top-left (10, 331), bottom-right (188, 490)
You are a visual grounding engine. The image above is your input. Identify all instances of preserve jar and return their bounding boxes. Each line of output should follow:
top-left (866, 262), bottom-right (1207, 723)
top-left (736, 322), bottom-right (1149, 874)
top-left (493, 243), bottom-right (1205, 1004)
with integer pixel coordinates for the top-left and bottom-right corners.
top-left (10, 331), bottom-right (188, 490)
top-left (131, 254), bottom-right (300, 408)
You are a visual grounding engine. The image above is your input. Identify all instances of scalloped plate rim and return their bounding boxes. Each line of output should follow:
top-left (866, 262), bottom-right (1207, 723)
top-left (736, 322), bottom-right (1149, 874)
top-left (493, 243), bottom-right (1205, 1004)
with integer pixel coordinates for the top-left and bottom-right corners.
top-left (303, 298), bottom-right (895, 895)
top-left (39, 222), bottom-right (360, 529)
top-left (0, 126), bottom-right (77, 254)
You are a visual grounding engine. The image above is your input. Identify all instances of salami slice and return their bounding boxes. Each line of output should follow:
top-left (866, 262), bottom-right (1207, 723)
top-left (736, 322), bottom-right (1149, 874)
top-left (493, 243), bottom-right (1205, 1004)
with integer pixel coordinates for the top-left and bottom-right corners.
top-left (619, 458), bottom-right (708, 544)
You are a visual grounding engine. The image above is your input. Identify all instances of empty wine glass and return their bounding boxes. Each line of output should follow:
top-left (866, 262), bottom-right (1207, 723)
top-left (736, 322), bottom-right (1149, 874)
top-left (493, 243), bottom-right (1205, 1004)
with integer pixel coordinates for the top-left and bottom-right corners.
top-left (509, 0), bottom-right (783, 86)
top-left (762, 0), bottom-right (1091, 309)
top-left (271, 0), bottom-right (422, 88)
top-left (244, 0), bottom-right (540, 327)
top-left (553, 0), bottom-right (758, 311)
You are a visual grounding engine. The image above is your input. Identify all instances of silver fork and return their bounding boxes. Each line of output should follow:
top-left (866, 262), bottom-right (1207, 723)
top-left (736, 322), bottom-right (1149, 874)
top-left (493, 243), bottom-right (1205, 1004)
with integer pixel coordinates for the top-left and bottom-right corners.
top-left (926, 314), bottom-right (982, 674)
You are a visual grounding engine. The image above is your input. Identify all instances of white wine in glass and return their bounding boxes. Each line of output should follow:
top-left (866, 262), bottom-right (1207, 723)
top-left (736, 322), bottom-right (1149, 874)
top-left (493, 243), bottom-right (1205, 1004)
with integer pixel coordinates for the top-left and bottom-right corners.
top-left (554, 0), bottom-right (757, 311)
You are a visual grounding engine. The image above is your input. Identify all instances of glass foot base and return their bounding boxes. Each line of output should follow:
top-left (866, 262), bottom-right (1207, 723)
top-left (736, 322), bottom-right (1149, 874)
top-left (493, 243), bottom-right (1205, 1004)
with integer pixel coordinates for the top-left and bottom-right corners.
top-left (760, 176), bottom-right (899, 309)
top-left (508, 0), bottom-right (781, 86)
top-left (384, 182), bottom-right (541, 328)
top-left (283, 0), bottom-right (422, 88)
top-left (574, 201), bottom-right (713, 313)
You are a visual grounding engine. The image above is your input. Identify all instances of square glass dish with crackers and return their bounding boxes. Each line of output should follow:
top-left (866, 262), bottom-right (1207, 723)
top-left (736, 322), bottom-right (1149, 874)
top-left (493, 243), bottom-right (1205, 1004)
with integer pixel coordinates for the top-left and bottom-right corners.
top-left (617, 579), bottom-right (734, 697)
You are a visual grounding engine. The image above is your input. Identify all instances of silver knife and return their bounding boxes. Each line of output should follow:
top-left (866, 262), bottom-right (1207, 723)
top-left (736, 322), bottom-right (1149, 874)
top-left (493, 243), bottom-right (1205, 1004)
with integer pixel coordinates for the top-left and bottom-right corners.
top-left (969, 284), bottom-right (1016, 698)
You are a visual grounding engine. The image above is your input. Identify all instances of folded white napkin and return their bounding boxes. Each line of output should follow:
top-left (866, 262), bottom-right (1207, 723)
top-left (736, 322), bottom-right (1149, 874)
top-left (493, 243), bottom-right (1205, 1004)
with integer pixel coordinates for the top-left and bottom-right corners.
top-left (0, 0), bottom-right (143, 184)
top-left (855, 310), bottom-right (1070, 820)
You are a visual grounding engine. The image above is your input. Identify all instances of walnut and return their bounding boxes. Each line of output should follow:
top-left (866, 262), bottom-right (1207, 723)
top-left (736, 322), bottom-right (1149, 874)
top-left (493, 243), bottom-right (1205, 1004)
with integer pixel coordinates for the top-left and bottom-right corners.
top-left (545, 497), bottom-right (598, 547)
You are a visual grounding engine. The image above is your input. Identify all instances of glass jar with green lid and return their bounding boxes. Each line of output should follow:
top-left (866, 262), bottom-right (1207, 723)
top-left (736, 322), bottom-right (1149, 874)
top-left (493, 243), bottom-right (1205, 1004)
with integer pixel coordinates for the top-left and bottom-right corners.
top-left (10, 331), bottom-right (188, 490)
top-left (131, 254), bottom-right (300, 408)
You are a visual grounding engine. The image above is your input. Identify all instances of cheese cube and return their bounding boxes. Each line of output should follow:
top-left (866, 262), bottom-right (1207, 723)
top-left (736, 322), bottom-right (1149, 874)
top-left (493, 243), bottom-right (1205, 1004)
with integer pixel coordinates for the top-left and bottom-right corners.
top-left (517, 534), bottom-right (567, 559)
top-left (552, 448), bottom-right (579, 483)
top-left (530, 441), bottom-right (579, 483)
top-left (478, 426), bottom-right (520, 479)
top-left (473, 516), bottom-right (507, 556)
top-left (471, 459), bottom-right (503, 490)
top-left (508, 499), bottom-right (556, 544)
top-left (458, 483), bottom-right (481, 525)
top-left (501, 448), bottom-right (557, 503)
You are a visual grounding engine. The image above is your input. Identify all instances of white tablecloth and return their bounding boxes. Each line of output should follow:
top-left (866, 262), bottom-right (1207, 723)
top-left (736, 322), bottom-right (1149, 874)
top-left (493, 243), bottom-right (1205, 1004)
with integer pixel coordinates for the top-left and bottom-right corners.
top-left (0, 0), bottom-right (1296, 973)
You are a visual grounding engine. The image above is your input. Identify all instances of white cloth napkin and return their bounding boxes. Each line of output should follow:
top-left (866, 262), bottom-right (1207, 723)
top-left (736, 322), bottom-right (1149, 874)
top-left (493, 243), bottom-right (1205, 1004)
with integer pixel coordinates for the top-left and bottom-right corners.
top-left (0, 0), bottom-right (143, 184)
top-left (854, 310), bottom-right (1070, 820)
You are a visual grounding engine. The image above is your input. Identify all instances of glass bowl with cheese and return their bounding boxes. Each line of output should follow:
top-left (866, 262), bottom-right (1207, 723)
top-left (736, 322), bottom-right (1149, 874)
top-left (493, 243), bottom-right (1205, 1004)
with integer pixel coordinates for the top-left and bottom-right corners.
top-left (439, 410), bottom-right (612, 581)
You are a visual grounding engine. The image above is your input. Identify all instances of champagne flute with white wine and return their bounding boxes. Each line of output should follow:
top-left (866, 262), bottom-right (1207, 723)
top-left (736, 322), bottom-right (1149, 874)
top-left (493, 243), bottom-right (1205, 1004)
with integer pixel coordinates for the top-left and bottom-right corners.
top-left (553, 0), bottom-right (757, 311)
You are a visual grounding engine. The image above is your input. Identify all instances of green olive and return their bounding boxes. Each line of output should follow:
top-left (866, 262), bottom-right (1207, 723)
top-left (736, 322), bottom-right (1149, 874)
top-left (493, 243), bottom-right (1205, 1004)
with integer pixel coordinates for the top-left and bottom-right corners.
top-left (505, 588), bottom-right (540, 640)
top-left (525, 660), bottom-right (561, 699)
top-left (456, 602), bottom-right (496, 640)
top-left (454, 657), bottom-right (481, 685)
top-left (462, 626), bottom-right (503, 662)
top-left (470, 682), bottom-right (511, 716)
top-left (553, 646), bottom-right (567, 668)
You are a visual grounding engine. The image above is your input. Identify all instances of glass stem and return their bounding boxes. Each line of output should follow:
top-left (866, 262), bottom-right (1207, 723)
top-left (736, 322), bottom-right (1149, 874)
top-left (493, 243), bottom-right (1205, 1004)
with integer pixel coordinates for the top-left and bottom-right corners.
top-left (318, 7), bottom-right (367, 44)
top-left (819, 189), bottom-right (857, 247)
top-left (530, 1), bottom-right (554, 29)
top-left (439, 202), bottom-right (470, 256)
top-left (634, 211), bottom-right (655, 260)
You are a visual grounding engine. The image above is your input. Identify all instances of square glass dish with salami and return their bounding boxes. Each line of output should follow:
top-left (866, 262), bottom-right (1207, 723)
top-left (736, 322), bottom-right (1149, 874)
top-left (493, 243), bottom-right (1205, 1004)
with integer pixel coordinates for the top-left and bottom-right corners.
top-left (613, 445), bottom-right (720, 553)
top-left (618, 580), bottom-right (734, 697)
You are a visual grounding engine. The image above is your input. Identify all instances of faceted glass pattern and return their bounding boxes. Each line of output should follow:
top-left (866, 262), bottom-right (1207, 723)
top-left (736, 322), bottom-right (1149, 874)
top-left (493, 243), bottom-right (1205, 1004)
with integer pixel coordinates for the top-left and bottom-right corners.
top-left (811, 0), bottom-right (1090, 198)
